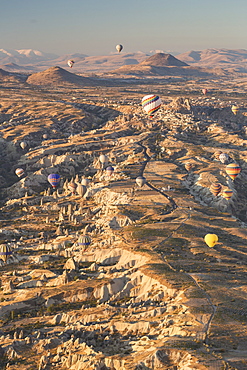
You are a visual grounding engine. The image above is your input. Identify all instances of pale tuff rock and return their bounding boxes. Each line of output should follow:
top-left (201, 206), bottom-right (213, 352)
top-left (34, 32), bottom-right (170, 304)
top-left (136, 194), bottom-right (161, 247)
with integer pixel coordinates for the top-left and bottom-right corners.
top-left (63, 257), bottom-right (78, 271)
top-left (46, 269), bottom-right (70, 286)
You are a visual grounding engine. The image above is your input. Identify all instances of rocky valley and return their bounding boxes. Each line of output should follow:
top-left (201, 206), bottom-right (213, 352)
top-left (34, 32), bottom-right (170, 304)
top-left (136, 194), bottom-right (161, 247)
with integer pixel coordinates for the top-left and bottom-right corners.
top-left (0, 57), bottom-right (247, 370)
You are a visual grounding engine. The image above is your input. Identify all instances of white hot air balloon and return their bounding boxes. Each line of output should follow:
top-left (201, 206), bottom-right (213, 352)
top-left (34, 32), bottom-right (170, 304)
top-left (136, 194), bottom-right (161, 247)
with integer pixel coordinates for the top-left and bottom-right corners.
top-left (77, 184), bottom-right (87, 197)
top-left (136, 176), bottom-right (146, 188)
top-left (15, 168), bottom-right (25, 178)
top-left (116, 44), bottom-right (123, 53)
top-left (99, 154), bottom-right (108, 164)
top-left (219, 153), bottom-right (229, 164)
top-left (20, 141), bottom-right (27, 150)
top-left (67, 60), bottom-right (75, 68)
top-left (141, 95), bottom-right (162, 117)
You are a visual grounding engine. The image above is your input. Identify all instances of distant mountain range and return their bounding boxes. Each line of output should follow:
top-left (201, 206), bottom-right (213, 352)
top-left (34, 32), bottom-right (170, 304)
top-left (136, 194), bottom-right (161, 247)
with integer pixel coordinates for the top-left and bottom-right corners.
top-left (1, 48), bottom-right (247, 74)
top-left (177, 48), bottom-right (247, 72)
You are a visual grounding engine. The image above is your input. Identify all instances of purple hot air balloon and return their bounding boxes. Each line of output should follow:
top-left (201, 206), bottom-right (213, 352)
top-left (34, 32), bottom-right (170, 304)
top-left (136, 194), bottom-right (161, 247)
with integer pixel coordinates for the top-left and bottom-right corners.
top-left (106, 166), bottom-right (114, 177)
top-left (47, 174), bottom-right (61, 189)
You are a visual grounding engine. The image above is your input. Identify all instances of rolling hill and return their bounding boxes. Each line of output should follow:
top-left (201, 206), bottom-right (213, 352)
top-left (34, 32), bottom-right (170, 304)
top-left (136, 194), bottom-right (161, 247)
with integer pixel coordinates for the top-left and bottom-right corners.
top-left (26, 66), bottom-right (96, 86)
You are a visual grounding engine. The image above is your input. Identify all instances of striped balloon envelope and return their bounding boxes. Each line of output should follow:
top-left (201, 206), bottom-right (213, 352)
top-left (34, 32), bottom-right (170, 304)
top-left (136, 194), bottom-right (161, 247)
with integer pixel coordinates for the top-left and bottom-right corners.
top-left (185, 162), bottom-right (193, 172)
top-left (47, 174), bottom-right (61, 188)
top-left (77, 184), bottom-right (87, 197)
top-left (141, 95), bottom-right (162, 117)
top-left (78, 235), bottom-right (91, 247)
top-left (0, 245), bottom-right (12, 263)
top-left (210, 183), bottom-right (222, 197)
top-left (15, 168), bottom-right (25, 178)
top-left (222, 189), bottom-right (233, 200)
top-left (231, 105), bottom-right (239, 115)
top-left (68, 182), bottom-right (77, 194)
top-left (225, 163), bottom-right (241, 180)
top-left (214, 150), bottom-right (222, 160)
top-left (105, 166), bottom-right (114, 177)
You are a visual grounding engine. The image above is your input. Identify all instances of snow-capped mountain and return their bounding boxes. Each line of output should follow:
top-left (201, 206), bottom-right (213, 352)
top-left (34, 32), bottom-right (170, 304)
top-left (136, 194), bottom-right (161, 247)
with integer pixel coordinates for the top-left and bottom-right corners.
top-left (0, 49), bottom-right (58, 64)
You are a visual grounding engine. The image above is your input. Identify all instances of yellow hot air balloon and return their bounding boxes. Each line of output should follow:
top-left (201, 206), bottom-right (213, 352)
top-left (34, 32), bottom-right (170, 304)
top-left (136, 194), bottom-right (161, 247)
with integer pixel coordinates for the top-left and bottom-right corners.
top-left (210, 183), bottom-right (222, 197)
top-left (225, 163), bottom-right (241, 181)
top-left (0, 244), bottom-right (12, 263)
top-left (222, 188), bottom-right (233, 200)
top-left (185, 162), bottom-right (193, 172)
top-left (204, 234), bottom-right (218, 248)
top-left (214, 150), bottom-right (222, 160)
top-left (231, 105), bottom-right (239, 115)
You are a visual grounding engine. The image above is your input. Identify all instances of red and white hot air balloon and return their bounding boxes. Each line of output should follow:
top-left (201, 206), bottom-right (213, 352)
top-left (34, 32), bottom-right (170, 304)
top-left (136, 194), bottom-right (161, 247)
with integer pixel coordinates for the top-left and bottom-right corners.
top-left (67, 60), bottom-right (75, 68)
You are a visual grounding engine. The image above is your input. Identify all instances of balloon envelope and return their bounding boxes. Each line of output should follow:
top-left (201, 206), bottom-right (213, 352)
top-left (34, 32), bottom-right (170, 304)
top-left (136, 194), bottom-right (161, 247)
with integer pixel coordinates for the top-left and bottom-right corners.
top-left (142, 95), bottom-right (162, 117)
top-left (99, 154), bottom-right (108, 164)
top-left (219, 153), bottom-right (229, 164)
top-left (231, 105), bottom-right (239, 115)
top-left (20, 141), bottom-right (27, 150)
top-left (116, 44), bottom-right (123, 53)
top-left (68, 182), bottom-right (77, 194)
top-left (214, 150), bottom-right (222, 160)
top-left (77, 184), bottom-right (87, 197)
top-left (68, 60), bottom-right (75, 68)
top-left (202, 89), bottom-right (208, 95)
top-left (226, 163), bottom-right (241, 180)
top-left (185, 162), bottom-right (193, 172)
top-left (47, 174), bottom-right (60, 188)
top-left (15, 168), bottom-right (25, 178)
top-left (222, 188), bottom-right (233, 200)
top-left (106, 166), bottom-right (114, 176)
top-left (210, 183), bottom-right (222, 197)
top-left (204, 234), bottom-right (218, 248)
top-left (0, 245), bottom-right (12, 262)
top-left (78, 235), bottom-right (91, 247)
top-left (136, 176), bottom-right (146, 187)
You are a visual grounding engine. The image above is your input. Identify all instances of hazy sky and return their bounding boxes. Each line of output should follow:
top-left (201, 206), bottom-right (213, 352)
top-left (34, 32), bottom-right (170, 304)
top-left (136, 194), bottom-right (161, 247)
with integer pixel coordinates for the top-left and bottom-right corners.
top-left (1, 0), bottom-right (246, 56)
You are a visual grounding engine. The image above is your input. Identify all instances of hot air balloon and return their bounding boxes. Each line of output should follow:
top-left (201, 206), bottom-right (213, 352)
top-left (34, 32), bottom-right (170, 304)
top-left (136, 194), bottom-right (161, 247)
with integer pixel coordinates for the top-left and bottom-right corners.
top-left (20, 141), bottom-right (27, 150)
top-left (47, 174), bottom-right (61, 189)
top-left (219, 153), bottom-right (229, 164)
top-left (116, 44), bottom-right (123, 53)
top-left (99, 154), bottom-right (108, 164)
top-left (204, 234), bottom-right (218, 248)
top-left (43, 133), bottom-right (48, 139)
top-left (68, 182), bottom-right (77, 195)
top-left (15, 168), bottom-right (25, 178)
top-left (231, 105), bottom-right (239, 115)
top-left (222, 188), bottom-right (233, 200)
top-left (185, 162), bottom-right (193, 172)
top-left (136, 176), bottom-right (146, 188)
top-left (214, 150), bottom-right (222, 160)
top-left (81, 178), bottom-right (90, 186)
top-left (68, 60), bottom-right (75, 68)
top-left (142, 95), bottom-right (162, 117)
top-left (77, 184), bottom-right (87, 197)
top-left (105, 166), bottom-right (114, 177)
top-left (0, 244), bottom-right (12, 263)
top-left (202, 88), bottom-right (208, 95)
top-left (226, 163), bottom-right (241, 181)
top-left (210, 183), bottom-right (222, 197)
top-left (78, 235), bottom-right (91, 248)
